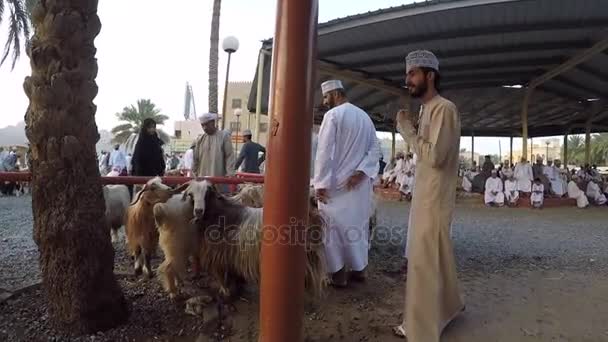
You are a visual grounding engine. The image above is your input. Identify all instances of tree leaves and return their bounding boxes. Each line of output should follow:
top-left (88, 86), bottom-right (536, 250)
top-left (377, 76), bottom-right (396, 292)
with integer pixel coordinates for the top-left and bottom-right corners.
top-left (111, 99), bottom-right (172, 148)
top-left (0, 0), bottom-right (32, 70)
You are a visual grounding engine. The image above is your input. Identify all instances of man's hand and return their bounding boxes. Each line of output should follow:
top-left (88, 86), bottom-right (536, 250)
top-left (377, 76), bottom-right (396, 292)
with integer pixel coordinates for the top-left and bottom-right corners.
top-left (316, 189), bottom-right (329, 204)
top-left (346, 171), bottom-right (367, 191)
top-left (397, 109), bottom-right (414, 124)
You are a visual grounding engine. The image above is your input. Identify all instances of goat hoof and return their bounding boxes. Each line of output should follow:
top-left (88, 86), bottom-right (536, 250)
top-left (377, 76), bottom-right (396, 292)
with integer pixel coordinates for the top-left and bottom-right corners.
top-left (134, 268), bottom-right (142, 276)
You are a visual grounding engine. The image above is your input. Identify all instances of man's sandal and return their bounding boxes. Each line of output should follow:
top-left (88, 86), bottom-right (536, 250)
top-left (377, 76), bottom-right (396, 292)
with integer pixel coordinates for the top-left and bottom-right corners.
top-left (392, 325), bottom-right (407, 338)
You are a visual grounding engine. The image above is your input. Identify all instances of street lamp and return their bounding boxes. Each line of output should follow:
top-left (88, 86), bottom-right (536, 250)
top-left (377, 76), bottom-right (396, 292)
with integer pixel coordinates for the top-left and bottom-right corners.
top-left (545, 141), bottom-right (550, 162)
top-left (234, 108), bottom-right (242, 152)
top-left (221, 36), bottom-right (239, 130)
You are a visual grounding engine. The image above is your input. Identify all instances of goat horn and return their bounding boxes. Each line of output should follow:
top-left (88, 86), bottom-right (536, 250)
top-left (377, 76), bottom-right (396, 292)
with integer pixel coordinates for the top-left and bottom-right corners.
top-left (130, 188), bottom-right (147, 206)
top-left (172, 181), bottom-right (191, 195)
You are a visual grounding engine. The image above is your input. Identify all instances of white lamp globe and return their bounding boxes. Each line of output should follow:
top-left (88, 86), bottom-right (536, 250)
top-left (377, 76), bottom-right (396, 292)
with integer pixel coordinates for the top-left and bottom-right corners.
top-left (234, 108), bottom-right (242, 117)
top-left (222, 36), bottom-right (239, 53)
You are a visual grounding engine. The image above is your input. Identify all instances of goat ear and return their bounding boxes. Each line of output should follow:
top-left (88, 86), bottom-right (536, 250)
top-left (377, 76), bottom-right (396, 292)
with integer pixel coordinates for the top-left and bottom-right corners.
top-left (181, 190), bottom-right (189, 202)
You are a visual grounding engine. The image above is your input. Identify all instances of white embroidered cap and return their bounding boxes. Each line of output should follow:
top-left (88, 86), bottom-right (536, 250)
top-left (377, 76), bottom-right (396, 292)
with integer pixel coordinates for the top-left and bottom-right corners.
top-left (199, 112), bottom-right (218, 124)
top-left (321, 80), bottom-right (344, 95)
top-left (405, 50), bottom-right (439, 73)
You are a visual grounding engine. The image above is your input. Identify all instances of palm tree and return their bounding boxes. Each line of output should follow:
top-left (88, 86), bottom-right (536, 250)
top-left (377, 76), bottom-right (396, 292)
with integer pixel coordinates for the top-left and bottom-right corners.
top-left (208, 0), bottom-right (221, 113)
top-left (23, 0), bottom-right (128, 333)
top-left (590, 133), bottom-right (608, 165)
top-left (111, 99), bottom-right (170, 151)
top-left (0, 0), bottom-right (32, 69)
top-left (566, 135), bottom-right (585, 166)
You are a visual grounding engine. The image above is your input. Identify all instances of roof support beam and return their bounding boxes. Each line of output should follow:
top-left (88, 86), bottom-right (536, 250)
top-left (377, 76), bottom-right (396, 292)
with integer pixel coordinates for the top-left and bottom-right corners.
top-left (528, 35), bottom-right (608, 89)
top-left (318, 61), bottom-right (405, 97)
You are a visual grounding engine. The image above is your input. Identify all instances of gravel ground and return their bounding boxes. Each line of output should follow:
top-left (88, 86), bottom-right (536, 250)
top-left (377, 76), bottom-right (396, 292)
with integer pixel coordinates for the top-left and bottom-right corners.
top-left (1, 195), bottom-right (608, 341)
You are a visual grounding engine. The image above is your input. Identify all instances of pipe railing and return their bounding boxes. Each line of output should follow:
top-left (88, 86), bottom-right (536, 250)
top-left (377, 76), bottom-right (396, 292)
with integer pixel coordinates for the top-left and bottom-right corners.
top-left (0, 172), bottom-right (264, 186)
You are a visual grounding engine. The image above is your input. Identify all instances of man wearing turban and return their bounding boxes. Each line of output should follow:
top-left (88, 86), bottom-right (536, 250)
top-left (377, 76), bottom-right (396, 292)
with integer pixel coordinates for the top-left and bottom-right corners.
top-left (393, 50), bottom-right (465, 340)
top-left (192, 113), bottom-right (235, 180)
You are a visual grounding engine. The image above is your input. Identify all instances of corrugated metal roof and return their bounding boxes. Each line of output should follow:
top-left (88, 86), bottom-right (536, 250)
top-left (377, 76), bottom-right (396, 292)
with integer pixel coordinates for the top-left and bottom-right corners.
top-left (250, 0), bottom-right (608, 137)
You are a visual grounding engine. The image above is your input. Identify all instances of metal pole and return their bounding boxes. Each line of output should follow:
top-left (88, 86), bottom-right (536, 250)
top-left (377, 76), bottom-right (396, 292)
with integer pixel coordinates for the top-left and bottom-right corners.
top-left (236, 115), bottom-right (240, 153)
top-left (471, 133), bottom-right (475, 167)
top-left (510, 136), bottom-right (513, 165)
top-left (391, 126), bottom-right (396, 159)
top-left (563, 133), bottom-right (569, 167)
top-left (221, 52), bottom-right (233, 130)
top-left (585, 123), bottom-right (591, 164)
top-left (255, 51), bottom-right (266, 143)
top-left (521, 90), bottom-right (531, 161)
top-left (531, 137), bottom-right (534, 161)
top-left (259, 0), bottom-right (317, 340)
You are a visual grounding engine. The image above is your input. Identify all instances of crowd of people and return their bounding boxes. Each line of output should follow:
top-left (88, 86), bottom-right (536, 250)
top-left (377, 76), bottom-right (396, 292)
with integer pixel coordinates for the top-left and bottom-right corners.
top-left (461, 156), bottom-right (608, 208)
top-left (98, 116), bottom-right (267, 183)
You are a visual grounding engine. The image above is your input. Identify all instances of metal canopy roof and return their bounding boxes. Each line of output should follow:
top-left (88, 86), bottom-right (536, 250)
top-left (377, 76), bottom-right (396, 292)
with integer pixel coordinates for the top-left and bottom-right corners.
top-left (248, 0), bottom-right (608, 137)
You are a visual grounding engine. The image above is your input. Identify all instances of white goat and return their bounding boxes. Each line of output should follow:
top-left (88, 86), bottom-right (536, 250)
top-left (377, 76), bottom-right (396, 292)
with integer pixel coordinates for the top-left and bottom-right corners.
top-left (126, 178), bottom-right (189, 278)
top-left (185, 180), bottom-right (327, 299)
top-left (153, 194), bottom-right (200, 299)
top-left (103, 185), bottom-right (130, 243)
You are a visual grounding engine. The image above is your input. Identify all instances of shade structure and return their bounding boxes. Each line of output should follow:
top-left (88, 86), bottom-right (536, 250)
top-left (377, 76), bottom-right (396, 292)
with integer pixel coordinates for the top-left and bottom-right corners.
top-left (248, 0), bottom-right (608, 137)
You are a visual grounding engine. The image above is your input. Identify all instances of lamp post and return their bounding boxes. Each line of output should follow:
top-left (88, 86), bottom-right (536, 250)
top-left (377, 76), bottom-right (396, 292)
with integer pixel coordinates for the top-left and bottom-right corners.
top-left (545, 140), bottom-right (550, 162)
top-left (234, 108), bottom-right (242, 152)
top-left (221, 36), bottom-right (239, 130)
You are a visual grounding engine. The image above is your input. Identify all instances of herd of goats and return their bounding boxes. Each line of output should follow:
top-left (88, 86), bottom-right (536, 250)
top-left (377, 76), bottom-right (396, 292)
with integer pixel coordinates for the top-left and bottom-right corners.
top-left (104, 178), bottom-right (328, 301)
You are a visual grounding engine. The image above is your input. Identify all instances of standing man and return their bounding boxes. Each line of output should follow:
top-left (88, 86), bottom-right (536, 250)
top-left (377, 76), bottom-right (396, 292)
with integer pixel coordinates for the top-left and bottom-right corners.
top-left (514, 157), bottom-right (533, 196)
top-left (183, 143), bottom-right (195, 177)
top-left (108, 144), bottom-right (128, 176)
top-left (193, 112), bottom-right (235, 179)
top-left (235, 129), bottom-right (266, 174)
top-left (314, 79), bottom-right (381, 288)
top-left (393, 50), bottom-right (464, 341)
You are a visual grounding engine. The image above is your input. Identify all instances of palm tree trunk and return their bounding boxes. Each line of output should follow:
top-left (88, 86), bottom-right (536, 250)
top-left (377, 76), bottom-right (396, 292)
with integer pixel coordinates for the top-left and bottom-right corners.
top-left (208, 0), bottom-right (221, 113)
top-left (23, 0), bottom-right (128, 334)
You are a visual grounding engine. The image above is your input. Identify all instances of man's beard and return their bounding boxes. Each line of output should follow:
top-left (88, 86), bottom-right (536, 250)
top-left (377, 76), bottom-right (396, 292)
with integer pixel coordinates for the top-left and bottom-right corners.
top-left (408, 81), bottom-right (428, 98)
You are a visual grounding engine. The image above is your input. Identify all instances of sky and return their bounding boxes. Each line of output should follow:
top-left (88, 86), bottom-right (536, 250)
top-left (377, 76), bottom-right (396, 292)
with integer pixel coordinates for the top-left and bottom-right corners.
top-left (0, 0), bottom-right (530, 155)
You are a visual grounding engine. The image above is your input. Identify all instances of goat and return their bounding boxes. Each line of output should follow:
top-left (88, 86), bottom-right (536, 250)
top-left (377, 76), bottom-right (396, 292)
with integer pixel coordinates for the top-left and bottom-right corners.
top-left (230, 183), bottom-right (264, 207)
top-left (126, 177), bottom-right (188, 278)
top-left (184, 180), bottom-right (327, 299)
top-left (103, 184), bottom-right (130, 243)
top-left (153, 194), bottom-right (201, 299)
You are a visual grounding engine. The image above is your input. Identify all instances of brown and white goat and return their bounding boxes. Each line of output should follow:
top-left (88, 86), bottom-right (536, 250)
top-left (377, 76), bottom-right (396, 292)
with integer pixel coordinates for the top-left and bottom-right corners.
top-left (153, 193), bottom-right (200, 299)
top-left (126, 177), bottom-right (188, 278)
top-left (184, 180), bottom-right (327, 298)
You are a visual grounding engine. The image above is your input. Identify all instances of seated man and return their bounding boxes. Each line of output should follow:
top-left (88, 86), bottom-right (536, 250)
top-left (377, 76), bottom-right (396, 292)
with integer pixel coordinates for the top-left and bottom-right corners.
top-left (568, 175), bottom-right (589, 208)
top-left (586, 178), bottom-right (607, 206)
top-left (484, 170), bottom-right (505, 207)
top-left (462, 166), bottom-right (479, 193)
top-left (399, 170), bottom-right (415, 201)
top-left (531, 178), bottom-right (544, 209)
top-left (504, 174), bottom-right (519, 206)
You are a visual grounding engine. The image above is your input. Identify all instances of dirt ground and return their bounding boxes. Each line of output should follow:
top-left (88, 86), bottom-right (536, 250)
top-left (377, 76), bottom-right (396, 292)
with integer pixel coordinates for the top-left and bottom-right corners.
top-left (1, 195), bottom-right (608, 341)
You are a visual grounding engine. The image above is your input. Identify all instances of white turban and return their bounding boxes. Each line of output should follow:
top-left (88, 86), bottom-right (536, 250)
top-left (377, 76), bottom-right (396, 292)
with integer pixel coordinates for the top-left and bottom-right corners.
top-left (405, 50), bottom-right (439, 73)
top-left (321, 80), bottom-right (343, 95)
top-left (199, 112), bottom-right (218, 124)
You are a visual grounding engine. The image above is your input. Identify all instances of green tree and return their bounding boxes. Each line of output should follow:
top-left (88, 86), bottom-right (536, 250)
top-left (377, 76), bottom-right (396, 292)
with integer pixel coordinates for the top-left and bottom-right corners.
top-left (566, 135), bottom-right (585, 166)
top-left (0, 0), bottom-right (35, 69)
top-left (590, 133), bottom-right (608, 165)
top-left (111, 99), bottom-right (171, 150)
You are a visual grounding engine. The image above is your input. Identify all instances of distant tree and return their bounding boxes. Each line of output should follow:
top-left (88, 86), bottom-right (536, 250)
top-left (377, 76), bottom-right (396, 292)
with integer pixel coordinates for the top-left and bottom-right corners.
top-left (590, 133), bottom-right (608, 165)
top-left (111, 99), bottom-right (170, 151)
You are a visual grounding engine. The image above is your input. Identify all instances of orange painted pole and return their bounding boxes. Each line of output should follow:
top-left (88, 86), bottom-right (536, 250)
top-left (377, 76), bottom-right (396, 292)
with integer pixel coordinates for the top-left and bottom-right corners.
top-left (259, 0), bottom-right (318, 340)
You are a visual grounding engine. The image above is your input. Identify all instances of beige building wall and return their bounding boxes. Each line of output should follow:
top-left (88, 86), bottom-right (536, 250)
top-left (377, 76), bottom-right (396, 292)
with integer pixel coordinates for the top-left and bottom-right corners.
top-left (222, 81), bottom-right (270, 147)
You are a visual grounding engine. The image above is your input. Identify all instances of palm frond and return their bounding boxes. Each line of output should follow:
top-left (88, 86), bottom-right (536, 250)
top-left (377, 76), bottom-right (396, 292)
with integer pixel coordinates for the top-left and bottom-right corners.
top-left (0, 0), bottom-right (31, 70)
top-left (111, 123), bottom-right (134, 134)
top-left (112, 130), bottom-right (135, 145)
top-left (153, 114), bottom-right (169, 124)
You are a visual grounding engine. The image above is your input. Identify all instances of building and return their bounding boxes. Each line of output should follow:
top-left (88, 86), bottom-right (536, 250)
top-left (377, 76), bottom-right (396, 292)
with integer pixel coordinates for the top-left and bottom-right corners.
top-left (505, 138), bottom-right (563, 164)
top-left (222, 81), bottom-right (270, 147)
top-left (169, 82), bottom-right (271, 154)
